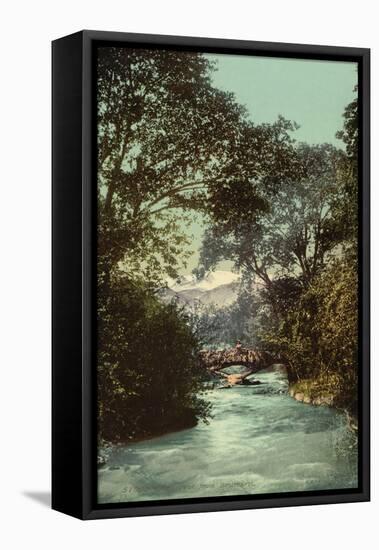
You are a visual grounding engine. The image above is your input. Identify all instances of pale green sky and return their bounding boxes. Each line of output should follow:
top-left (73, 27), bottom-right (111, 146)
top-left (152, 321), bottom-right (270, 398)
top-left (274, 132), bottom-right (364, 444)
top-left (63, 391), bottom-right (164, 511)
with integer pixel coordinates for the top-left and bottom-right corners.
top-left (207, 54), bottom-right (357, 146)
top-left (177, 54), bottom-right (358, 275)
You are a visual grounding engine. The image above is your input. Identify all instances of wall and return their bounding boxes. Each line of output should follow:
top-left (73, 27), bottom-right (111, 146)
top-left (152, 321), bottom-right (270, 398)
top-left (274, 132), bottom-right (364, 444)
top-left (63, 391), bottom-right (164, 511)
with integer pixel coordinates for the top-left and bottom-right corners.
top-left (0, 1), bottom-right (376, 548)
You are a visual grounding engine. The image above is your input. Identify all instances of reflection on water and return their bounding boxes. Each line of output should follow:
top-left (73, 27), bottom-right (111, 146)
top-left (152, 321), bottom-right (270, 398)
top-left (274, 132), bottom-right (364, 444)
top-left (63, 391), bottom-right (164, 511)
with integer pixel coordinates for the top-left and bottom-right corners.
top-left (98, 371), bottom-right (358, 503)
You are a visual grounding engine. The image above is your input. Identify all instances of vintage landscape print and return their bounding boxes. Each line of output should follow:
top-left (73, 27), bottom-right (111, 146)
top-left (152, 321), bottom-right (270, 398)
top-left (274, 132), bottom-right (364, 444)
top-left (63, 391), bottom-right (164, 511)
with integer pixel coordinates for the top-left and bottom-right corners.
top-left (96, 45), bottom-right (359, 504)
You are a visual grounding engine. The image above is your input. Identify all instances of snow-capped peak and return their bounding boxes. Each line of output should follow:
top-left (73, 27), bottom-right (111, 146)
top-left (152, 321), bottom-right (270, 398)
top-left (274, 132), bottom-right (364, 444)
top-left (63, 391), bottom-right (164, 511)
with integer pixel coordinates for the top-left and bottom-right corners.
top-left (167, 270), bottom-right (240, 293)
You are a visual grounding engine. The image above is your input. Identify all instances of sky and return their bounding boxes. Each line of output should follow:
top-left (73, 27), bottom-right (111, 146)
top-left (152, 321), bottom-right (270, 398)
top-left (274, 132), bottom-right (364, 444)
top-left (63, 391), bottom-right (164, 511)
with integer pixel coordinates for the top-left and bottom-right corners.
top-left (177, 54), bottom-right (358, 275)
top-left (207, 54), bottom-right (357, 146)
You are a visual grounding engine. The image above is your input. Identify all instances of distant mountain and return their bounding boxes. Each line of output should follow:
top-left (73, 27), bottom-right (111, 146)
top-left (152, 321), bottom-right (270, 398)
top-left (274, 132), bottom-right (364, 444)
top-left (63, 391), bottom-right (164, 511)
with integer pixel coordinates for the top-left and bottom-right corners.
top-left (160, 271), bottom-right (241, 309)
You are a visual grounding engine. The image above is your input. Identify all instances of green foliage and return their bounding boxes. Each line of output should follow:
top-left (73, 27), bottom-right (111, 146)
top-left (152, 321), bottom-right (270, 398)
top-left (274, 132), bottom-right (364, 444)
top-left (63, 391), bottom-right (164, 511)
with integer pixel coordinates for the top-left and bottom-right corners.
top-left (189, 278), bottom-right (258, 349)
top-left (336, 86), bottom-right (358, 163)
top-left (98, 278), bottom-right (211, 443)
top-left (97, 47), bottom-right (301, 285)
top-left (334, 88), bottom-right (359, 242)
top-left (200, 143), bottom-right (346, 288)
top-left (197, 90), bottom-right (359, 417)
top-left (98, 47), bottom-right (260, 284)
top-left (97, 46), bottom-right (359, 441)
top-left (258, 257), bottom-right (358, 413)
top-left (96, 47), bottom-right (304, 442)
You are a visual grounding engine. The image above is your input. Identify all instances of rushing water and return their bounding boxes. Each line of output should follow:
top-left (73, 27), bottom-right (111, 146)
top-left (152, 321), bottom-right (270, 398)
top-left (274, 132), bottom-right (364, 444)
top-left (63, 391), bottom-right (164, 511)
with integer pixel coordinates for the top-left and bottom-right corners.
top-left (98, 370), bottom-right (358, 503)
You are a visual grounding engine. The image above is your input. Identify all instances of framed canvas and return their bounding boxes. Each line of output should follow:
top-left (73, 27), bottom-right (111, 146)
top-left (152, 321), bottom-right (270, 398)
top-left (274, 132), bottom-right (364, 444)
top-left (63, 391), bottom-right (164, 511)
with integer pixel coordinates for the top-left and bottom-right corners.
top-left (52, 30), bottom-right (370, 520)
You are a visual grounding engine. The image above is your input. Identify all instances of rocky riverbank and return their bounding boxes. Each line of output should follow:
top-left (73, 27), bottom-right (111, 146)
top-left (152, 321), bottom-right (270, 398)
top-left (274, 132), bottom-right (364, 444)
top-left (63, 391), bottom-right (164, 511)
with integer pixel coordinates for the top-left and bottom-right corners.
top-left (288, 379), bottom-right (358, 433)
top-left (289, 385), bottom-right (334, 406)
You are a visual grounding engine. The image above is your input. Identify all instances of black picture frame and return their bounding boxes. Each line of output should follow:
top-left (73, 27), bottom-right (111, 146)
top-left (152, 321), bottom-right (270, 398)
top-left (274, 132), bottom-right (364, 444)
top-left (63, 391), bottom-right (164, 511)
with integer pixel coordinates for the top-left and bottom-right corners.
top-left (52, 30), bottom-right (370, 520)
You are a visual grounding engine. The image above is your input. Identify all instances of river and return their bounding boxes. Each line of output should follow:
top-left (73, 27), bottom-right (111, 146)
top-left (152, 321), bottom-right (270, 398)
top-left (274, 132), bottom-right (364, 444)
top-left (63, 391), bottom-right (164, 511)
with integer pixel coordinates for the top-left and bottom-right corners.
top-left (98, 369), bottom-right (358, 503)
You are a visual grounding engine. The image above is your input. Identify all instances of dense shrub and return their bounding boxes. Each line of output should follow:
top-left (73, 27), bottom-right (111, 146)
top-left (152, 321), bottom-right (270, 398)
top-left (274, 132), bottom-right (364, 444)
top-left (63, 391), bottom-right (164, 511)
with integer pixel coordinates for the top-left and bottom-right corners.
top-left (97, 279), bottom-right (211, 443)
top-left (260, 257), bottom-right (358, 415)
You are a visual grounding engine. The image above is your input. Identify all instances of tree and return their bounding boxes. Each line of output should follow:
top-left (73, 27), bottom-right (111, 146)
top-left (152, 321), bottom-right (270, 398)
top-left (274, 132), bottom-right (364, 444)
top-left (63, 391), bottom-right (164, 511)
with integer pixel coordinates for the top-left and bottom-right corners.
top-left (188, 275), bottom-right (258, 349)
top-left (98, 47), bottom-right (243, 287)
top-left (261, 257), bottom-right (358, 412)
top-left (98, 279), bottom-right (211, 442)
top-left (96, 47), bottom-right (320, 441)
top-left (336, 85), bottom-right (358, 168)
top-left (199, 143), bottom-right (345, 290)
top-left (335, 86), bottom-right (359, 242)
top-left (97, 47), bottom-right (301, 288)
